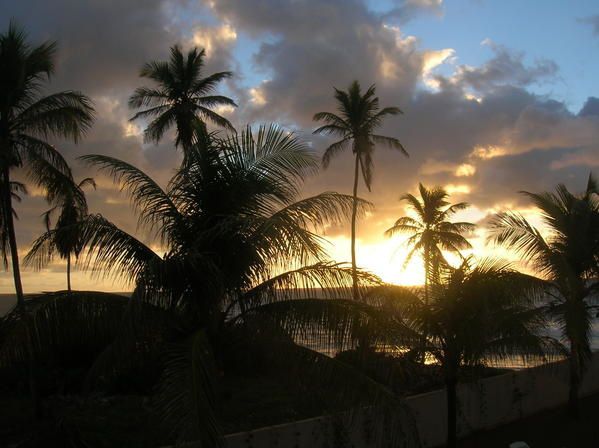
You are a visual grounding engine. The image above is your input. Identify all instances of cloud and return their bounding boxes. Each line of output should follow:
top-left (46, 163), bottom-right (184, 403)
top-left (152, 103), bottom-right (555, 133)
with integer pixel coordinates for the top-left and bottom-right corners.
top-left (382, 0), bottom-right (444, 24)
top-left (0, 0), bottom-right (187, 96)
top-left (1, 0), bottom-right (598, 291)
top-left (578, 15), bottom-right (599, 36)
top-left (578, 97), bottom-right (599, 116)
top-left (444, 40), bottom-right (558, 93)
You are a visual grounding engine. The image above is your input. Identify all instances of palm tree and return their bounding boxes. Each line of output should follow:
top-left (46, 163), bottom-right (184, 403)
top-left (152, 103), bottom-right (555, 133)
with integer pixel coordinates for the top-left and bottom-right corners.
top-left (25, 173), bottom-right (96, 291)
top-left (0, 21), bottom-right (94, 307)
top-left (18, 125), bottom-right (419, 446)
top-left (129, 44), bottom-right (237, 157)
top-left (367, 260), bottom-right (557, 448)
top-left (313, 80), bottom-right (407, 299)
top-left (385, 183), bottom-right (475, 303)
top-left (488, 174), bottom-right (599, 418)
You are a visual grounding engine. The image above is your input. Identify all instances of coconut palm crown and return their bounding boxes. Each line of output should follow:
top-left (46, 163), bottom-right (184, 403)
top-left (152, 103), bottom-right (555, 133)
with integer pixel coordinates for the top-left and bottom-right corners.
top-left (385, 183), bottom-right (475, 301)
top-left (129, 44), bottom-right (237, 155)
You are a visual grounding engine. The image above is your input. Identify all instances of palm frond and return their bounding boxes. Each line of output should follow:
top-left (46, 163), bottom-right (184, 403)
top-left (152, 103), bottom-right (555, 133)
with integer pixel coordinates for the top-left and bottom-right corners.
top-left (74, 214), bottom-right (161, 283)
top-left (14, 134), bottom-right (71, 175)
top-left (238, 262), bottom-right (382, 308)
top-left (371, 134), bottom-right (408, 157)
top-left (0, 291), bottom-right (129, 371)
top-left (153, 330), bottom-right (223, 447)
top-left (16, 91), bottom-right (94, 142)
top-left (81, 155), bottom-right (181, 240)
top-left (128, 87), bottom-right (169, 109)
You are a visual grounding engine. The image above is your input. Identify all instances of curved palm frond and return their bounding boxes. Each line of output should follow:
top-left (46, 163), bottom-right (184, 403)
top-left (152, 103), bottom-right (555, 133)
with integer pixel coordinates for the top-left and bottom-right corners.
top-left (15, 91), bottom-right (95, 142)
top-left (237, 262), bottom-right (382, 310)
top-left (81, 154), bottom-right (182, 241)
top-left (74, 214), bottom-right (161, 283)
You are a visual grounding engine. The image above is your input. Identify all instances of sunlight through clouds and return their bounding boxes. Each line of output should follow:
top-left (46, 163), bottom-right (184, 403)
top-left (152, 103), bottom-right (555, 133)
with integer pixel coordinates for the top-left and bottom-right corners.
top-left (192, 23), bottom-right (237, 57)
top-left (454, 163), bottom-right (476, 177)
top-left (326, 235), bottom-right (425, 286)
top-left (421, 48), bottom-right (455, 89)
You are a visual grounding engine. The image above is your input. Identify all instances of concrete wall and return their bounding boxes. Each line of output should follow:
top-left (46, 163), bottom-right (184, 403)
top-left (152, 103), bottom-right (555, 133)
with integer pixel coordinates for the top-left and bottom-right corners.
top-left (225, 352), bottom-right (599, 448)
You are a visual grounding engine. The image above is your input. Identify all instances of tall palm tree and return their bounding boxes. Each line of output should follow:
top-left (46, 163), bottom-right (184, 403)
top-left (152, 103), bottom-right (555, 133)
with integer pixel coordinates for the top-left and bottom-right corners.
top-left (19, 125), bottom-right (419, 446)
top-left (129, 44), bottom-right (237, 157)
top-left (313, 80), bottom-right (407, 299)
top-left (489, 174), bottom-right (599, 418)
top-left (25, 173), bottom-right (96, 291)
top-left (0, 21), bottom-right (94, 307)
top-left (367, 260), bottom-right (557, 448)
top-left (385, 183), bottom-right (475, 303)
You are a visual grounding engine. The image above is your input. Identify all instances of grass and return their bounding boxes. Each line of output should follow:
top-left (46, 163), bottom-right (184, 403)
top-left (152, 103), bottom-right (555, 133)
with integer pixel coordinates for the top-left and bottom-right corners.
top-left (458, 392), bottom-right (599, 448)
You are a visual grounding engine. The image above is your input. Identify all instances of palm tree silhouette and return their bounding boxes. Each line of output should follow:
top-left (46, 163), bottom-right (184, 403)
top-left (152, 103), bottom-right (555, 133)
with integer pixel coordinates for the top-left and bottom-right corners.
top-left (368, 259), bottom-right (557, 448)
top-left (313, 80), bottom-right (406, 299)
top-left (385, 183), bottom-right (474, 303)
top-left (489, 173), bottom-right (599, 418)
top-left (10, 125), bottom-right (414, 445)
top-left (0, 21), bottom-right (94, 307)
top-left (26, 172), bottom-right (96, 291)
top-left (129, 44), bottom-right (237, 157)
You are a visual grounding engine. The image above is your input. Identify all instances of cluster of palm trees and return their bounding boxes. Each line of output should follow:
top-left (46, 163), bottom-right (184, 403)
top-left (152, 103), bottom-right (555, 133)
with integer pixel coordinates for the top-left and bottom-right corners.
top-left (1, 21), bottom-right (598, 448)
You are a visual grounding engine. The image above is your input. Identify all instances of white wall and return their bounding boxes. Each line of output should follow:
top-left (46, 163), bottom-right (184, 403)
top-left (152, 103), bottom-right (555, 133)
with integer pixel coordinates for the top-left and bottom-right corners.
top-left (225, 352), bottom-right (599, 448)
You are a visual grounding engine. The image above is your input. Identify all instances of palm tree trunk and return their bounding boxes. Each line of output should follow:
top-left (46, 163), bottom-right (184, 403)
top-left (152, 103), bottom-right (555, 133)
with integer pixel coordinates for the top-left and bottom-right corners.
top-left (419, 245), bottom-right (430, 364)
top-left (445, 376), bottom-right (458, 448)
top-left (350, 153), bottom-right (360, 301)
top-left (568, 341), bottom-right (581, 419)
top-left (66, 253), bottom-right (72, 292)
top-left (423, 245), bottom-right (430, 305)
top-left (1, 166), bottom-right (25, 308)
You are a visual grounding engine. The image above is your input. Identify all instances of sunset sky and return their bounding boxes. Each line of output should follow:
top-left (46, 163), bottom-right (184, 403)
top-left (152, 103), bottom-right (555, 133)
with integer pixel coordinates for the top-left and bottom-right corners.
top-left (1, 0), bottom-right (598, 293)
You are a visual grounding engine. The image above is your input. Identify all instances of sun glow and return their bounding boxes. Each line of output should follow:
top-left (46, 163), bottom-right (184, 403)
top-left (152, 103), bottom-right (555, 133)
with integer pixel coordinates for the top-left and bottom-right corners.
top-left (326, 236), bottom-right (425, 285)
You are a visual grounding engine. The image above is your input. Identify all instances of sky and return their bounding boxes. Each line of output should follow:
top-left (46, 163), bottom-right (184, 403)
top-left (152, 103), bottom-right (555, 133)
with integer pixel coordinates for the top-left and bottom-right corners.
top-left (0, 0), bottom-right (598, 294)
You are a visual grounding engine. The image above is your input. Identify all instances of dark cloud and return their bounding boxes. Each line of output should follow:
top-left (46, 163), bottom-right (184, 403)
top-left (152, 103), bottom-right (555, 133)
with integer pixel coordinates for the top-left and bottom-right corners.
top-left (444, 41), bottom-right (558, 93)
top-left (578, 15), bottom-right (599, 36)
top-left (0, 0), bottom-right (189, 96)
top-left (382, 0), bottom-right (444, 24)
top-left (578, 97), bottom-right (599, 116)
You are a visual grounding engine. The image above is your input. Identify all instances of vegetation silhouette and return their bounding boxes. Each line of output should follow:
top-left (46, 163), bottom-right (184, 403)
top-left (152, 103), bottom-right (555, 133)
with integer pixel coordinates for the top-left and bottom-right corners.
top-left (1, 125), bottom-right (420, 446)
top-left (129, 44), bottom-right (237, 159)
top-left (25, 174), bottom-right (96, 291)
top-left (0, 180), bottom-right (27, 266)
top-left (374, 259), bottom-right (559, 448)
top-left (0, 19), bottom-right (597, 448)
top-left (385, 183), bottom-right (474, 303)
top-left (0, 21), bottom-right (94, 307)
top-left (314, 80), bottom-right (407, 300)
top-left (489, 173), bottom-right (599, 418)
